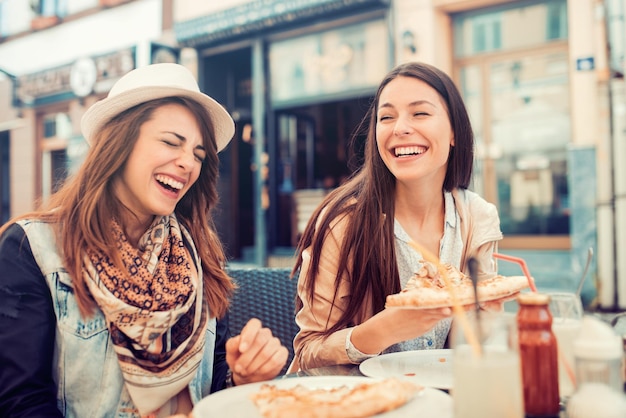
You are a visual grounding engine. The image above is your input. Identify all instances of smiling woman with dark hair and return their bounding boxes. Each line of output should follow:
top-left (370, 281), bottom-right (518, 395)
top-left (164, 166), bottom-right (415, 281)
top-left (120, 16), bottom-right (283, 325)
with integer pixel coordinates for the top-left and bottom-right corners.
top-left (288, 61), bottom-right (503, 373)
top-left (0, 63), bottom-right (288, 418)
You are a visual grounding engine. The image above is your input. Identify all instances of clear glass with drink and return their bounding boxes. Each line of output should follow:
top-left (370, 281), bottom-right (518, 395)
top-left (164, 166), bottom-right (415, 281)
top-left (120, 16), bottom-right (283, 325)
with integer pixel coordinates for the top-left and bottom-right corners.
top-left (547, 291), bottom-right (583, 399)
top-left (452, 311), bottom-right (524, 418)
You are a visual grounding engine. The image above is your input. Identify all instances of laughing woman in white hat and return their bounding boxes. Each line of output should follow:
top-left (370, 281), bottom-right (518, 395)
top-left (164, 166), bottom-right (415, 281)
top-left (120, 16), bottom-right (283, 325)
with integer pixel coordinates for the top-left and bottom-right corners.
top-left (0, 63), bottom-right (288, 418)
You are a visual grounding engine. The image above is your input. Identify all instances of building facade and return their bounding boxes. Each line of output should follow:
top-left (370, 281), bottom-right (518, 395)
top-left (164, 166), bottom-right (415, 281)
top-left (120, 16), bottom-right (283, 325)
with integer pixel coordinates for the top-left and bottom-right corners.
top-left (0, 0), bottom-right (173, 219)
top-left (0, 0), bottom-right (624, 310)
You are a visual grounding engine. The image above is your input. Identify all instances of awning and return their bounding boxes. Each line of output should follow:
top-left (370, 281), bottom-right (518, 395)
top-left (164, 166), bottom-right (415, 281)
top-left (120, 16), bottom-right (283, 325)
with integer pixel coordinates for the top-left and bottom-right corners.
top-left (175, 0), bottom-right (389, 47)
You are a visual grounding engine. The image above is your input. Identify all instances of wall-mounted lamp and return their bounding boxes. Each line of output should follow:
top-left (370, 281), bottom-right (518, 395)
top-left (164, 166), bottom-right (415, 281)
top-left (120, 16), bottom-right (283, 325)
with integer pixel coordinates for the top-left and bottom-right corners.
top-left (402, 30), bottom-right (417, 55)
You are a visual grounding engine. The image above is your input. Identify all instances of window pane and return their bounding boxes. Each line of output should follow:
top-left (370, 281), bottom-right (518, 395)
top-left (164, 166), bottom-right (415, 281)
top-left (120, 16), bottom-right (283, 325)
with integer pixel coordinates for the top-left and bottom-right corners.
top-left (51, 149), bottom-right (67, 193)
top-left (43, 114), bottom-right (57, 138)
top-left (489, 52), bottom-right (570, 235)
top-left (547, 0), bottom-right (568, 40)
top-left (35, 0), bottom-right (68, 18)
top-left (459, 65), bottom-right (484, 196)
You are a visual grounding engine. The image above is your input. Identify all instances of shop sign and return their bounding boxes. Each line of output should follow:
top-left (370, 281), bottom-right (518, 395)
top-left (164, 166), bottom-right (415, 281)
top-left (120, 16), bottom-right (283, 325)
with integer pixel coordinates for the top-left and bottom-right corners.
top-left (576, 57), bottom-right (594, 71)
top-left (17, 48), bottom-right (135, 105)
top-left (269, 19), bottom-right (388, 107)
top-left (176, 0), bottom-right (389, 46)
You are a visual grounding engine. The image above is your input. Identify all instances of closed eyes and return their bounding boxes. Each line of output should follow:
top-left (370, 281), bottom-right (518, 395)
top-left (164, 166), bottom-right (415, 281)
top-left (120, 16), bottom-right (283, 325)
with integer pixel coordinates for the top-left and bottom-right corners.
top-left (161, 139), bottom-right (206, 163)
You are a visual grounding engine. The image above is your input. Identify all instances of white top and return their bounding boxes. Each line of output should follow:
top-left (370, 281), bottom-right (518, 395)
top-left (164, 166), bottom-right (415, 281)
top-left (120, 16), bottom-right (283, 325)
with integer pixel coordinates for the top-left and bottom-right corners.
top-left (346, 192), bottom-right (460, 361)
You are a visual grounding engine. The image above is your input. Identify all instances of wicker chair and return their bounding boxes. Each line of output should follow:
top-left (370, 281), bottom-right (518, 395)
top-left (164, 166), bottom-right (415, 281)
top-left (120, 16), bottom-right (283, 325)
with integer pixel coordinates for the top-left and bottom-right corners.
top-left (226, 267), bottom-right (300, 374)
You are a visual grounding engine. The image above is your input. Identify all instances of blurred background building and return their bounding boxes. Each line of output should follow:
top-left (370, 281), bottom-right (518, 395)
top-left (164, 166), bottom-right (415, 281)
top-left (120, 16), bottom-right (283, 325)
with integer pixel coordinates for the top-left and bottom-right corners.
top-left (0, 0), bottom-right (624, 310)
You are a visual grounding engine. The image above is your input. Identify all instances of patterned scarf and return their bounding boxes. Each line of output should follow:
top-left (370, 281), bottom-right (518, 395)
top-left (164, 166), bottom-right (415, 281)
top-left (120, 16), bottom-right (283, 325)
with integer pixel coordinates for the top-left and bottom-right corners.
top-left (83, 215), bottom-right (207, 416)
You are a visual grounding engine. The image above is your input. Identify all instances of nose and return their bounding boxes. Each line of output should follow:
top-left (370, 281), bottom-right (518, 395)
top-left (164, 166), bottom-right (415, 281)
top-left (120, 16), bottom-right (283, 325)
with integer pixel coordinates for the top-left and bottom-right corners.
top-left (176, 148), bottom-right (196, 171)
top-left (393, 115), bottom-right (412, 136)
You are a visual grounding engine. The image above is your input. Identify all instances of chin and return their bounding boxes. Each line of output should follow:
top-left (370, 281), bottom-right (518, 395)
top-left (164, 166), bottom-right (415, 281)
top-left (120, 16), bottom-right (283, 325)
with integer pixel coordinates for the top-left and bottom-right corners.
top-left (151, 206), bottom-right (177, 217)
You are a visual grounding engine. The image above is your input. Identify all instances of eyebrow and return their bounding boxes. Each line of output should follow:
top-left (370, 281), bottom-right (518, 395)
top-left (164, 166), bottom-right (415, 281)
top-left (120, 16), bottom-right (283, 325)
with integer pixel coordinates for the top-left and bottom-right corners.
top-left (378, 99), bottom-right (436, 110)
top-left (163, 131), bottom-right (206, 151)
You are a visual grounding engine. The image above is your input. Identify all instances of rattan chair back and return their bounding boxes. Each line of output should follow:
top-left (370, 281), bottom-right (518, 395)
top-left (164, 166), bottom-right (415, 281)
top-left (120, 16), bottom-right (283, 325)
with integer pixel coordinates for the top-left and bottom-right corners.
top-left (226, 267), bottom-right (299, 374)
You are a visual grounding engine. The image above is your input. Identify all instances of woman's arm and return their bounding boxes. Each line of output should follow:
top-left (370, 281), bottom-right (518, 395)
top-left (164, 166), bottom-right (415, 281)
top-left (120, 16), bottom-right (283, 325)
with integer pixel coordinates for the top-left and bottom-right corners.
top-left (291, 215), bottom-right (358, 370)
top-left (0, 223), bottom-right (62, 417)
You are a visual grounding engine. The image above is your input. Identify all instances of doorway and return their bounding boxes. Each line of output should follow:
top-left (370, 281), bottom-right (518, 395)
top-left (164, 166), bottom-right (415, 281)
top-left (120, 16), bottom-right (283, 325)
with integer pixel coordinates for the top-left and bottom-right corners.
top-left (203, 47), bottom-right (255, 261)
top-left (271, 97), bottom-right (370, 248)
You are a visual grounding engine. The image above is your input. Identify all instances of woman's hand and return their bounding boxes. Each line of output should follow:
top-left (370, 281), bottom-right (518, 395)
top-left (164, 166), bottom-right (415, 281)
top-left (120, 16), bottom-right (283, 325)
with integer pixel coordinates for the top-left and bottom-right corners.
top-left (225, 318), bottom-right (289, 386)
top-left (350, 306), bottom-right (453, 355)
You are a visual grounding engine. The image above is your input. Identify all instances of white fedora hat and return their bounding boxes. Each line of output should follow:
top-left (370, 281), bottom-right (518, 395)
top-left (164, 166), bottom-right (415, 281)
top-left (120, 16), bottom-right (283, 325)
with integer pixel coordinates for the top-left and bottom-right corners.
top-left (81, 63), bottom-right (235, 151)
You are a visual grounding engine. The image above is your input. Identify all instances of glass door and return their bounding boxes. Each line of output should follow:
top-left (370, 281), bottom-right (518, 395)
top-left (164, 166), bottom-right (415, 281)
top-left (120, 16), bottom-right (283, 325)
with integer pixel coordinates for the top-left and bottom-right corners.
top-left (275, 113), bottom-right (316, 247)
top-left (276, 113), bottom-right (316, 191)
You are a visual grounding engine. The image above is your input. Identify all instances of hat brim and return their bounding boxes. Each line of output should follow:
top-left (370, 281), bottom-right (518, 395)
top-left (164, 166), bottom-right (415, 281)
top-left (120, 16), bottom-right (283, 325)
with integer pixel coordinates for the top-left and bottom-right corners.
top-left (81, 86), bottom-right (235, 152)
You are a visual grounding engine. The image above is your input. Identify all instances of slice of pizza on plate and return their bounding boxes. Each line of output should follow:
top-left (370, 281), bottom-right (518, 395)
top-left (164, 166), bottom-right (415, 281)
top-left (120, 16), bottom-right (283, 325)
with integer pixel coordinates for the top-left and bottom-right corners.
top-left (385, 260), bottom-right (530, 309)
top-left (249, 377), bottom-right (422, 418)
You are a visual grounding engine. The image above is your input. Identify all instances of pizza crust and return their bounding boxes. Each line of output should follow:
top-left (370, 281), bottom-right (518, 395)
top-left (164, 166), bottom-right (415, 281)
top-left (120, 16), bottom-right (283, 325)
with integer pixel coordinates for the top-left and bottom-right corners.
top-left (249, 378), bottom-right (422, 418)
top-left (386, 261), bottom-right (530, 309)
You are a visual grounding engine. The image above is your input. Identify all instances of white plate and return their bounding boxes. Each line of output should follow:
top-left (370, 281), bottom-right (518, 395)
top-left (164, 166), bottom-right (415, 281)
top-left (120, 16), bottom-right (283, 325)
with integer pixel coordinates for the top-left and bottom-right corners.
top-left (192, 375), bottom-right (452, 418)
top-left (359, 349), bottom-right (454, 390)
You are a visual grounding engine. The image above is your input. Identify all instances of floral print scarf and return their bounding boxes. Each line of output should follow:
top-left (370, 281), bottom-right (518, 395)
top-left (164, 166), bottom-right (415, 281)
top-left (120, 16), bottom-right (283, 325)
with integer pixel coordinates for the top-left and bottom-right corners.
top-left (83, 215), bottom-right (207, 416)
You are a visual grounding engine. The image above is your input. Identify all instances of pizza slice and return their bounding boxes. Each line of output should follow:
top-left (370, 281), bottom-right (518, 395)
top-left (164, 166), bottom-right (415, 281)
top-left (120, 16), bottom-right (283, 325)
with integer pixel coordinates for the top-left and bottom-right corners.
top-left (385, 260), bottom-right (530, 309)
top-left (249, 378), bottom-right (422, 418)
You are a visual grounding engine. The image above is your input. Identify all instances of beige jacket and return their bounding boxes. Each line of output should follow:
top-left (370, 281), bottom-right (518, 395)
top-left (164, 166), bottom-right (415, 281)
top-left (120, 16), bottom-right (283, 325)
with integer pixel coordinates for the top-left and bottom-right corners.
top-left (287, 189), bottom-right (502, 373)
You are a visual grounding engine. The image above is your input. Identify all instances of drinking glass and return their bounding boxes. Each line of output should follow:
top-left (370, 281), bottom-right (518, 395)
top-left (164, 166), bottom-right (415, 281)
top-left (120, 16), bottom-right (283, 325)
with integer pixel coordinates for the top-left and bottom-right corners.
top-left (451, 311), bottom-right (524, 418)
top-left (547, 291), bottom-right (584, 400)
top-left (610, 312), bottom-right (626, 390)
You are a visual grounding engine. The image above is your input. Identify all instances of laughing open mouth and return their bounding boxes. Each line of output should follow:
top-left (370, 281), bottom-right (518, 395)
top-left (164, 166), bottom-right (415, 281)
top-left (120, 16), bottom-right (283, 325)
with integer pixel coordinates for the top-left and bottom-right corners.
top-left (155, 174), bottom-right (184, 192)
top-left (394, 146), bottom-right (427, 157)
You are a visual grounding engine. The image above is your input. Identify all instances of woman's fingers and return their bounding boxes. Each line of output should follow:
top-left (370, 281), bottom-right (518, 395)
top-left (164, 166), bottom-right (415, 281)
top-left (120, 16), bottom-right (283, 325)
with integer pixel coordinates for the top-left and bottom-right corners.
top-left (237, 341), bottom-right (289, 382)
top-left (226, 318), bottom-right (289, 383)
top-left (237, 317), bottom-right (263, 352)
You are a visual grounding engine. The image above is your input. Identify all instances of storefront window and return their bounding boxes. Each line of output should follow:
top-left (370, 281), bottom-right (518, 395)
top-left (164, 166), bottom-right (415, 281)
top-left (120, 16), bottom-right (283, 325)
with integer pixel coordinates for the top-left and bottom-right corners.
top-left (489, 53), bottom-right (570, 235)
top-left (454, 0), bottom-right (570, 239)
top-left (269, 19), bottom-right (389, 108)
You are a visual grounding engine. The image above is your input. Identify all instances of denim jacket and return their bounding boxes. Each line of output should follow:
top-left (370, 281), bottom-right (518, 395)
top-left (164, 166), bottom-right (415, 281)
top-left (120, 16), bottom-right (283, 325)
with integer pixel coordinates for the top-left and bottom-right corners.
top-left (19, 219), bottom-right (217, 418)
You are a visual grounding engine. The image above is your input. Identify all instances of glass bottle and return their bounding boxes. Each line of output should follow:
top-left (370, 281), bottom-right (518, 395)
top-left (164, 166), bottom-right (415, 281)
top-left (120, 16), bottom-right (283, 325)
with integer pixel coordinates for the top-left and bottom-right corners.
top-left (517, 292), bottom-right (560, 417)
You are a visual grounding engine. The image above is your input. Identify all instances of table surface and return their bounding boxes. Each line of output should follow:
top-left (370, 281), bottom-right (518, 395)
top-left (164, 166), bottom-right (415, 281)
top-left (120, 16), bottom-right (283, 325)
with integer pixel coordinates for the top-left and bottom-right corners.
top-left (276, 313), bottom-right (626, 417)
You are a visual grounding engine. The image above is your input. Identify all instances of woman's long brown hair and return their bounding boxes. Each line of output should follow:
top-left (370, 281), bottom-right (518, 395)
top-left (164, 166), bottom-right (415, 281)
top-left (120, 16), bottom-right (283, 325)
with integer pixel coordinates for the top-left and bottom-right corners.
top-left (0, 97), bottom-right (234, 318)
top-left (292, 62), bottom-right (474, 335)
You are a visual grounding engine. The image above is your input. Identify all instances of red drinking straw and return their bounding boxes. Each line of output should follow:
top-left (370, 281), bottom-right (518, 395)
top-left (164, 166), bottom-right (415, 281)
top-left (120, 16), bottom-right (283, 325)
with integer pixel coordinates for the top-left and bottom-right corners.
top-left (493, 253), bottom-right (538, 292)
